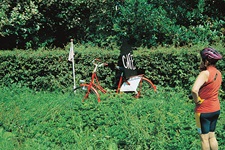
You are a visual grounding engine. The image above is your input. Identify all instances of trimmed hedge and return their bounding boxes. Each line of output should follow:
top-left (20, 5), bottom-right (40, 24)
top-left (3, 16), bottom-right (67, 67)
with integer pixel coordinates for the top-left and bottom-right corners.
top-left (0, 45), bottom-right (225, 95)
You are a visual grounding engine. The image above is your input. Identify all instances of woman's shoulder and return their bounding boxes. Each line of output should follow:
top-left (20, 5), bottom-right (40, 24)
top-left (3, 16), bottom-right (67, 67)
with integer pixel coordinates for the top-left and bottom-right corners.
top-left (200, 70), bottom-right (209, 75)
top-left (199, 70), bottom-right (209, 82)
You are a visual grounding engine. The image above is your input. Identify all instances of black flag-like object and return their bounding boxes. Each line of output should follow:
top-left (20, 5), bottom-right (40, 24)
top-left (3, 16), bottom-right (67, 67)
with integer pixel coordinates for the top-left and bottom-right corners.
top-left (118, 38), bottom-right (137, 78)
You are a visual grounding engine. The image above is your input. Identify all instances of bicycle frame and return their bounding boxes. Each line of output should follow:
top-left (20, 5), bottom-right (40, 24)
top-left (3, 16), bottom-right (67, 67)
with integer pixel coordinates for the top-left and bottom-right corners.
top-left (84, 62), bottom-right (123, 94)
top-left (78, 58), bottom-right (156, 102)
top-left (116, 71), bottom-right (125, 93)
top-left (88, 71), bottom-right (107, 94)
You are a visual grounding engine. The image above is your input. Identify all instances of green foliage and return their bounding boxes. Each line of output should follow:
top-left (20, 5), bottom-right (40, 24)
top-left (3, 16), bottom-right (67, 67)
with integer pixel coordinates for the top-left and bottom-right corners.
top-left (0, 1), bottom-right (41, 49)
top-left (135, 45), bottom-right (225, 97)
top-left (0, 86), bottom-right (225, 149)
top-left (0, 49), bottom-right (70, 91)
top-left (114, 1), bottom-right (177, 47)
top-left (1, 0), bottom-right (225, 49)
top-left (0, 46), bottom-right (119, 92)
top-left (1, 45), bottom-right (225, 97)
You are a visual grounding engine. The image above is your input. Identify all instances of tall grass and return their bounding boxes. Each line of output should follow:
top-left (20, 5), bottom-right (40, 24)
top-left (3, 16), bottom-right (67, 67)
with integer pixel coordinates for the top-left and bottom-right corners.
top-left (0, 85), bottom-right (224, 150)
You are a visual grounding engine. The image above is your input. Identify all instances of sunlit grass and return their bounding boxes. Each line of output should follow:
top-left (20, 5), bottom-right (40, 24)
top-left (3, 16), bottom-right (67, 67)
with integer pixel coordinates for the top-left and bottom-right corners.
top-left (0, 85), bottom-right (224, 150)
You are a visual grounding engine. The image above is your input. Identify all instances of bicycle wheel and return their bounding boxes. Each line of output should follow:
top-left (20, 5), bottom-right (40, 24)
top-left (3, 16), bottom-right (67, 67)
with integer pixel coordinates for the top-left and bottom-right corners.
top-left (135, 77), bottom-right (156, 99)
top-left (74, 84), bottom-right (101, 103)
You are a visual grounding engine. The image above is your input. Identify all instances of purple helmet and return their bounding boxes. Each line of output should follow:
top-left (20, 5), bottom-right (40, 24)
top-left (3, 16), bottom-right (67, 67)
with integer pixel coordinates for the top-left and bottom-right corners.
top-left (200, 48), bottom-right (222, 62)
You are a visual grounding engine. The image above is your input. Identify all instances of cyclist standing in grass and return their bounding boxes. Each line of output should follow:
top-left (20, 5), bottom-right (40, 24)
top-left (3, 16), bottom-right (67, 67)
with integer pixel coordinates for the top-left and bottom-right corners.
top-left (191, 48), bottom-right (222, 150)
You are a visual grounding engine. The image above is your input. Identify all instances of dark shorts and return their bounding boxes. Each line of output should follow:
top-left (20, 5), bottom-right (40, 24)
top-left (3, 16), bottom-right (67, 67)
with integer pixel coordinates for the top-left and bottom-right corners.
top-left (195, 110), bottom-right (220, 134)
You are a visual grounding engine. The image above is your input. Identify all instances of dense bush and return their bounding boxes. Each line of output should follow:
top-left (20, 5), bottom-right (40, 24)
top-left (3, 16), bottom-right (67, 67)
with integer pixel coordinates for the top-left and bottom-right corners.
top-left (0, 45), bottom-right (225, 96)
top-left (0, 0), bottom-right (225, 49)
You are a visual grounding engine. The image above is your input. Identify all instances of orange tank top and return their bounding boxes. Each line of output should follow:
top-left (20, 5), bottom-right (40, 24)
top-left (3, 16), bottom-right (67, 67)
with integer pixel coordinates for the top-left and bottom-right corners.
top-left (195, 66), bottom-right (222, 113)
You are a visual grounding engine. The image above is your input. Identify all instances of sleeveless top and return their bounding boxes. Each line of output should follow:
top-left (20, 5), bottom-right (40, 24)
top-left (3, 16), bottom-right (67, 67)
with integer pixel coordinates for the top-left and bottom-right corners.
top-left (195, 66), bottom-right (222, 113)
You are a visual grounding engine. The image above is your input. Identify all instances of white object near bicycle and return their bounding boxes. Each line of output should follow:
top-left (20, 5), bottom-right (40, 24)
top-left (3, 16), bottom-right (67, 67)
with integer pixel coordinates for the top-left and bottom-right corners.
top-left (120, 76), bottom-right (142, 92)
top-left (79, 80), bottom-right (87, 90)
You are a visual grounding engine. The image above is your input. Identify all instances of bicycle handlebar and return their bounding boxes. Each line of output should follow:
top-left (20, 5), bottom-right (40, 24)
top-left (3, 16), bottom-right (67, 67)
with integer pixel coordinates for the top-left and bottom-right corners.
top-left (92, 58), bottom-right (108, 67)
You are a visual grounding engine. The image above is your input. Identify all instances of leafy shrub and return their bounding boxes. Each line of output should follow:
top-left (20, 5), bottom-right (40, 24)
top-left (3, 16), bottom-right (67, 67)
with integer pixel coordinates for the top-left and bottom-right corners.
top-left (1, 0), bottom-right (225, 49)
top-left (0, 45), bottom-right (225, 97)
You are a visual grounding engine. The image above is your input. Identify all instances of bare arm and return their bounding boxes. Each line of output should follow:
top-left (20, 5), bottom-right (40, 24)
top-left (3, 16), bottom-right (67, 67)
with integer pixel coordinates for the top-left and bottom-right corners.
top-left (191, 70), bottom-right (209, 104)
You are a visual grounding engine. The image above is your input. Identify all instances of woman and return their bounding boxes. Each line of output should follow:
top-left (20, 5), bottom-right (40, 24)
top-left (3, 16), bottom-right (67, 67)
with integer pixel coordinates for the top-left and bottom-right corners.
top-left (191, 48), bottom-right (222, 150)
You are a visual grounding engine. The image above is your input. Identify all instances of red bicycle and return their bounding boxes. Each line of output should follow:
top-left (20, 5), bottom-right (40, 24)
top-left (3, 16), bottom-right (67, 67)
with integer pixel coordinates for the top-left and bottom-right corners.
top-left (74, 58), bottom-right (156, 103)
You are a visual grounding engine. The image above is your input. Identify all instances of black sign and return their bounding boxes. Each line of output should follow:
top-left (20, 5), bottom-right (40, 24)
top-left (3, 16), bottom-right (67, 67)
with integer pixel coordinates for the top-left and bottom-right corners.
top-left (118, 38), bottom-right (137, 78)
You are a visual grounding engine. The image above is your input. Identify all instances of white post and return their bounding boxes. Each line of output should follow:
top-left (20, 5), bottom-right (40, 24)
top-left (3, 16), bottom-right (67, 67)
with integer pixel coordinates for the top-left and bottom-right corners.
top-left (71, 39), bottom-right (76, 90)
top-left (68, 39), bottom-right (76, 90)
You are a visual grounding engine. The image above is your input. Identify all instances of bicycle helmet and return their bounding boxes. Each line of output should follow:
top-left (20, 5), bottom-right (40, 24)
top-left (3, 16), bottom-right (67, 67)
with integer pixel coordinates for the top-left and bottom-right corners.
top-left (200, 48), bottom-right (222, 62)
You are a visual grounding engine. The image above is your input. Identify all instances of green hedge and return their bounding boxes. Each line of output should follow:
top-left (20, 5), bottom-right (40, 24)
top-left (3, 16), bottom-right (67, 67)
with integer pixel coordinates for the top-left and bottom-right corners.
top-left (0, 45), bottom-right (225, 95)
